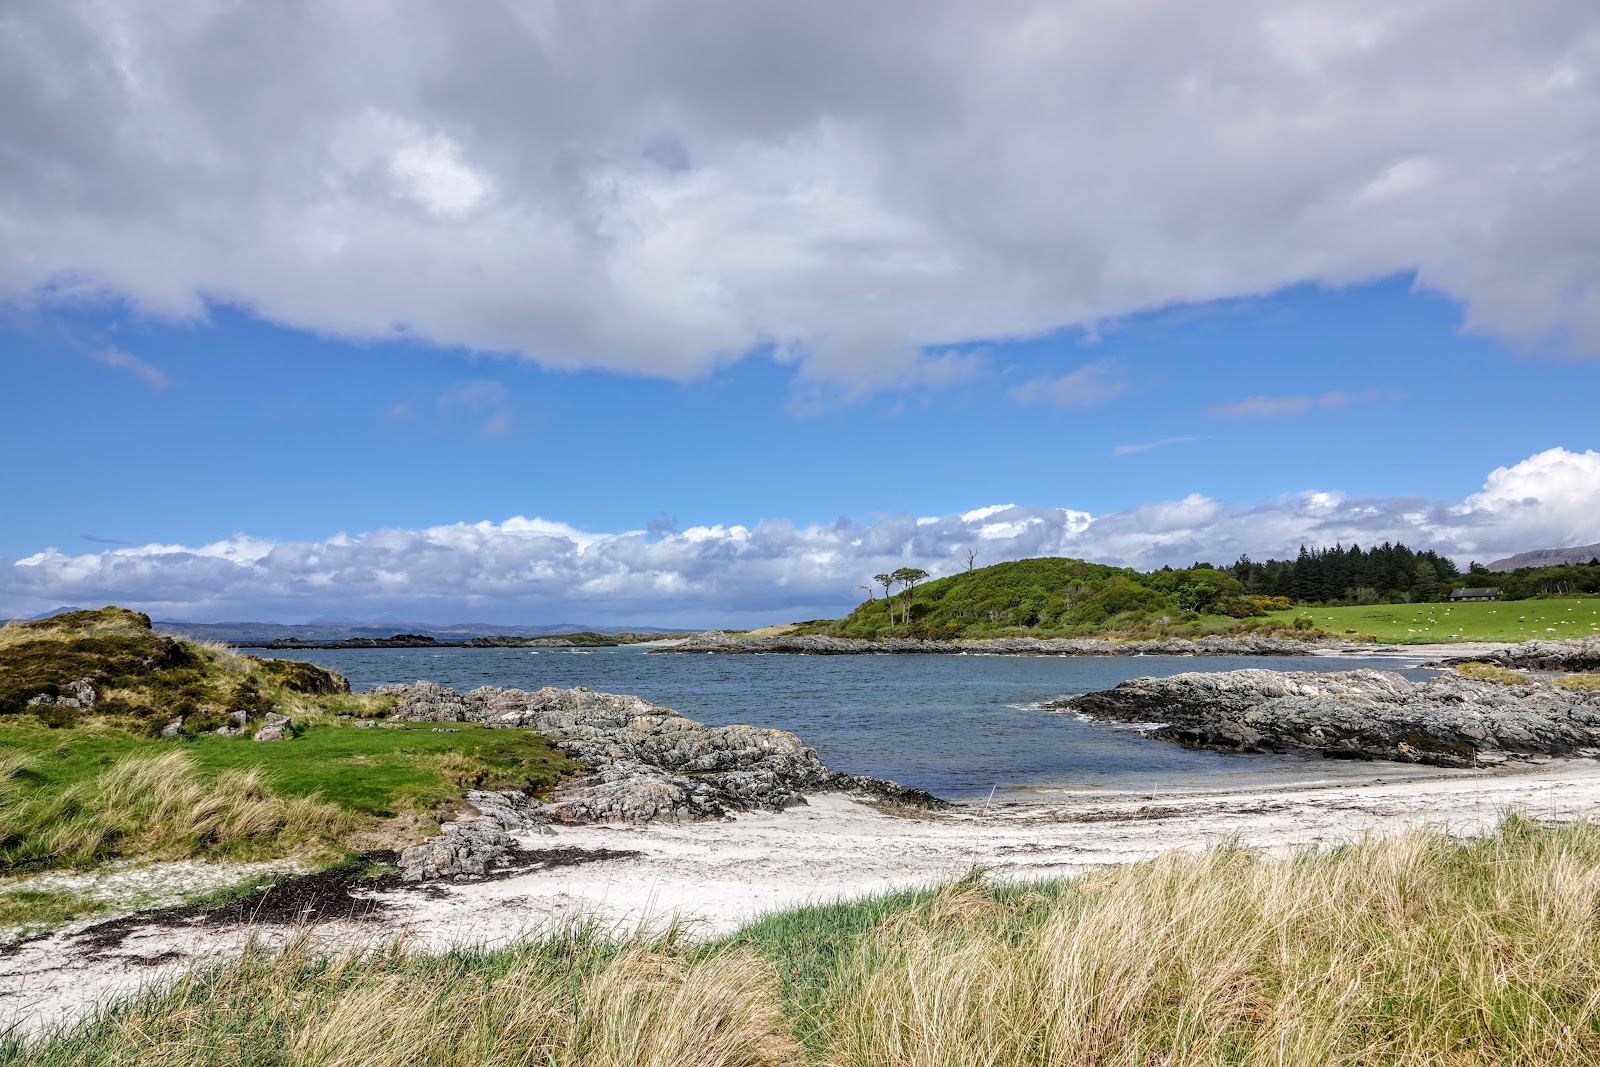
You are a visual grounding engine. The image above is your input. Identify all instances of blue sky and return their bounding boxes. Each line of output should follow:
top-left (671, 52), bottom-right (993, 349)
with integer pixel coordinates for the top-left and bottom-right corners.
top-left (3, 275), bottom-right (1594, 560)
top-left (2, 3), bottom-right (1598, 625)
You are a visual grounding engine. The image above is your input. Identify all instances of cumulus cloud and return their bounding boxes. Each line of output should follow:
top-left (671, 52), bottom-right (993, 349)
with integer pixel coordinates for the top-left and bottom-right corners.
top-left (4, 448), bottom-right (1595, 626)
top-left (2, 2), bottom-right (1597, 395)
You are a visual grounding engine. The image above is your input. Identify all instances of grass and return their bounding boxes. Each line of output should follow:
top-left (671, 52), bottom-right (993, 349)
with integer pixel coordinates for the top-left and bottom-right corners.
top-left (0, 607), bottom-right (584, 882)
top-left (1453, 661), bottom-right (1530, 684)
top-left (1556, 674), bottom-right (1600, 692)
top-left (0, 720), bottom-right (578, 874)
top-left (1263, 597), bottom-right (1600, 643)
top-left (15, 815), bottom-right (1600, 1065)
top-left (0, 886), bottom-right (104, 934)
top-left (0, 749), bottom-right (351, 872)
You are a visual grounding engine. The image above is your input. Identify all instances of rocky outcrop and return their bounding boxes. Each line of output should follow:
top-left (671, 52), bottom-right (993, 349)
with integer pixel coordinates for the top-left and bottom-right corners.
top-left (253, 712), bottom-right (292, 742)
top-left (1441, 637), bottom-right (1600, 673)
top-left (26, 677), bottom-right (96, 709)
top-left (1061, 668), bottom-right (1600, 768)
top-left (654, 632), bottom-right (1333, 656)
top-left (384, 681), bottom-right (944, 827)
top-left (398, 816), bottom-right (516, 881)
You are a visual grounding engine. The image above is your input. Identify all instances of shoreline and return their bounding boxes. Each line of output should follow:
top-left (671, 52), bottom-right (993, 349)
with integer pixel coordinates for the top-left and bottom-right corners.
top-left (7, 756), bottom-right (1600, 1040)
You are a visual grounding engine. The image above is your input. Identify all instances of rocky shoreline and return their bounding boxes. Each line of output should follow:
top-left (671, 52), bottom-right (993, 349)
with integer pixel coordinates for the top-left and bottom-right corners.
top-left (652, 632), bottom-right (1335, 656)
top-left (370, 681), bottom-right (943, 880)
top-left (1061, 667), bottom-right (1600, 768)
top-left (1439, 636), bottom-right (1600, 672)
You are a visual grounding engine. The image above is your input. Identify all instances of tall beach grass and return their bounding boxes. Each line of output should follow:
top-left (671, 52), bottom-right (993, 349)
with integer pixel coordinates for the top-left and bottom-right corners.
top-left (0, 750), bottom-right (348, 870)
top-left (12, 814), bottom-right (1600, 1065)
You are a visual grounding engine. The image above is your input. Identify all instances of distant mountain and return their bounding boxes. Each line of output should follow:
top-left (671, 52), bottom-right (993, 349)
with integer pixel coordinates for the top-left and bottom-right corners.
top-left (24, 606), bottom-right (87, 620)
top-left (1486, 543), bottom-right (1600, 572)
top-left (151, 618), bottom-right (699, 644)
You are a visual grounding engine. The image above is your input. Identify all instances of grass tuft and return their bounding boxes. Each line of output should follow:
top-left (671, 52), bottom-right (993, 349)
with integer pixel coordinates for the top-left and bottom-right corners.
top-left (0, 750), bottom-right (350, 870)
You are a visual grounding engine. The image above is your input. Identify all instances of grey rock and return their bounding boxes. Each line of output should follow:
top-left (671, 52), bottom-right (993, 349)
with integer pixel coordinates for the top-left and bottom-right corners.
top-left (398, 817), bottom-right (515, 882)
top-left (26, 677), bottom-right (98, 709)
top-left (652, 632), bottom-right (1331, 657)
top-left (160, 717), bottom-right (184, 738)
top-left (465, 789), bottom-right (559, 835)
top-left (1442, 637), bottom-right (1600, 673)
top-left (1062, 668), bottom-right (1600, 768)
top-left (216, 726), bottom-right (241, 737)
top-left (254, 712), bottom-right (292, 742)
top-left (229, 709), bottom-right (249, 725)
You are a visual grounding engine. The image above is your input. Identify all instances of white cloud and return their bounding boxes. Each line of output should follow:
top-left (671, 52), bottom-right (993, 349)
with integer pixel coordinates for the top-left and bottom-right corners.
top-left (1207, 389), bottom-right (1400, 421)
top-left (2, 2), bottom-right (1598, 395)
top-left (436, 379), bottom-right (513, 438)
top-left (91, 347), bottom-right (169, 389)
top-left (1110, 435), bottom-right (1204, 457)
top-left (4, 448), bottom-right (1596, 625)
top-left (1006, 359), bottom-right (1129, 408)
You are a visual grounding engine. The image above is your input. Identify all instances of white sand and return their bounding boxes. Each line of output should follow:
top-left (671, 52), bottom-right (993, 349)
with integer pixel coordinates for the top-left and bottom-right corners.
top-left (8, 759), bottom-right (1600, 1040)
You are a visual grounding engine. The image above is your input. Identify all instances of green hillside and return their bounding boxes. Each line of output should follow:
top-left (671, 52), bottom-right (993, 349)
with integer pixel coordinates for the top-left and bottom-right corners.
top-left (793, 557), bottom-right (1294, 641)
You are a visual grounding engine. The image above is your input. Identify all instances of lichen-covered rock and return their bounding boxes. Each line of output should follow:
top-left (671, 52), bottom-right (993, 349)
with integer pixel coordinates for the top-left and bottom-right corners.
top-left (653, 633), bottom-right (1331, 656)
top-left (464, 789), bottom-right (558, 835)
top-left (398, 817), bottom-right (515, 881)
top-left (254, 711), bottom-right (292, 742)
top-left (1443, 637), bottom-right (1600, 673)
top-left (1062, 668), bottom-right (1600, 767)
top-left (27, 677), bottom-right (97, 709)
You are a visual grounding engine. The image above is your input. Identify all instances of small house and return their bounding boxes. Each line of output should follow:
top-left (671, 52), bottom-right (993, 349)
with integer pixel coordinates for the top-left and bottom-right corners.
top-left (1449, 587), bottom-right (1502, 602)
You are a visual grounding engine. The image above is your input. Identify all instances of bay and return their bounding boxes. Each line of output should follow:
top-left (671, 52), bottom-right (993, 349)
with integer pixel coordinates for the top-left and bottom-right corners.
top-left (262, 646), bottom-right (1450, 802)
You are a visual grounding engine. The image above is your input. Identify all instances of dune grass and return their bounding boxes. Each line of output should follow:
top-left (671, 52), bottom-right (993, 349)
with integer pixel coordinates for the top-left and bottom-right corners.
top-left (0, 719), bottom-right (577, 876)
top-left (0, 749), bottom-right (351, 872)
top-left (14, 815), bottom-right (1600, 1065)
top-left (1264, 598), bottom-right (1600, 643)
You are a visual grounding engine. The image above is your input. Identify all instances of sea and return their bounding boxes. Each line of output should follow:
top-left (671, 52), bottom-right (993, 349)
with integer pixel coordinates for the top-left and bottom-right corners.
top-left (260, 646), bottom-right (1454, 803)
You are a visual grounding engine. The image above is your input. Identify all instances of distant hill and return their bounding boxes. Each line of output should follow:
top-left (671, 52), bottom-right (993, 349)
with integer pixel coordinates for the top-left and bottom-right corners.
top-left (147, 619), bottom-right (698, 644)
top-left (792, 556), bottom-right (1286, 640)
top-left (1487, 543), bottom-right (1600, 572)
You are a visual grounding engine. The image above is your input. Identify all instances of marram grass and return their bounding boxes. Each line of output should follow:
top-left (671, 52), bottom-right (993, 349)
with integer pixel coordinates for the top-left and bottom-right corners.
top-left (0, 749), bottom-right (349, 870)
top-left (12, 815), bottom-right (1600, 1065)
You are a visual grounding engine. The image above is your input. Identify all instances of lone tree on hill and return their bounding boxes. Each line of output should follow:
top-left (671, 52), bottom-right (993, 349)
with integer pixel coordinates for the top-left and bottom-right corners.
top-left (964, 548), bottom-right (977, 573)
top-left (873, 572), bottom-right (897, 613)
top-left (891, 567), bottom-right (930, 627)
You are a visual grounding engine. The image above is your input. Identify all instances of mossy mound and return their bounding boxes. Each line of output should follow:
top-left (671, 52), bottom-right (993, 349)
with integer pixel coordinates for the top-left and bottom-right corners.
top-left (0, 606), bottom-right (346, 731)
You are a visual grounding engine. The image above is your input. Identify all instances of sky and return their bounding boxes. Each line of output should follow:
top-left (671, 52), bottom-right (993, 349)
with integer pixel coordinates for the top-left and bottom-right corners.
top-left (2, 1), bottom-right (1598, 627)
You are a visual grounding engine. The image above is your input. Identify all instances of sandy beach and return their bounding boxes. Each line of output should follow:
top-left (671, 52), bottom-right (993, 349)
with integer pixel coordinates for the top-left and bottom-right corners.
top-left (8, 757), bottom-right (1600, 1040)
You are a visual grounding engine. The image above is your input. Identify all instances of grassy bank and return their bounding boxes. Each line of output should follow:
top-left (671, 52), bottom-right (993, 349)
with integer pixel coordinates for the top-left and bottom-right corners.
top-left (12, 815), bottom-right (1600, 1065)
top-left (0, 608), bottom-right (580, 895)
top-left (1265, 597), bottom-right (1600, 643)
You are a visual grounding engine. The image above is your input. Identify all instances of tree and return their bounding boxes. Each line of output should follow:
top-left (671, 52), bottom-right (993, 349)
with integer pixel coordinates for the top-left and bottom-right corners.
top-left (1413, 560), bottom-right (1439, 602)
top-left (874, 573), bottom-right (898, 620)
top-left (964, 549), bottom-right (977, 574)
top-left (891, 567), bottom-right (929, 627)
top-left (858, 584), bottom-right (875, 602)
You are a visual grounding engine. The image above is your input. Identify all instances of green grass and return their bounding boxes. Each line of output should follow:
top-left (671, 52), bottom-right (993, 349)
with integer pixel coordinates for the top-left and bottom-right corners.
top-left (0, 885), bottom-right (104, 935)
top-left (1263, 598), bottom-right (1600, 643)
top-left (0, 719), bottom-right (578, 865)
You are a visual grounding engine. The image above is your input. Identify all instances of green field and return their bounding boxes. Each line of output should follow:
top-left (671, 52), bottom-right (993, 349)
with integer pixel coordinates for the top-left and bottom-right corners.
top-left (1264, 598), bottom-right (1600, 643)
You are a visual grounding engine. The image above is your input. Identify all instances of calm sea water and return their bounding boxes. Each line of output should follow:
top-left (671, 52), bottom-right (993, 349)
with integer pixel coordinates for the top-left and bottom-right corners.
top-left (262, 646), bottom-right (1447, 802)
